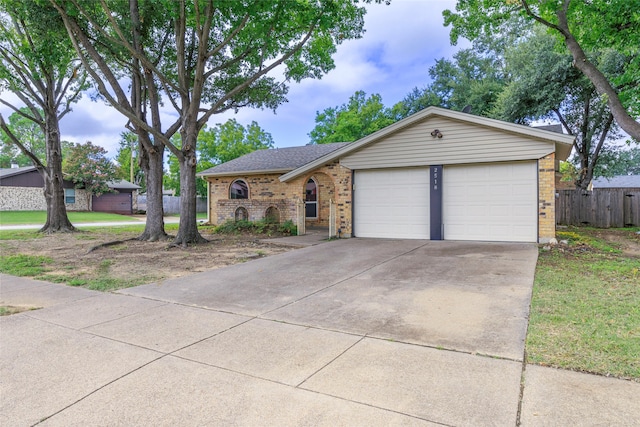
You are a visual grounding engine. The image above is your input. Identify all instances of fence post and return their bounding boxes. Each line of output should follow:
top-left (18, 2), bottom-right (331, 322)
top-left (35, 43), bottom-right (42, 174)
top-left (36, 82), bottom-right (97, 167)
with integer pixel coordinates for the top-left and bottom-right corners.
top-left (296, 198), bottom-right (306, 236)
top-left (329, 199), bottom-right (336, 238)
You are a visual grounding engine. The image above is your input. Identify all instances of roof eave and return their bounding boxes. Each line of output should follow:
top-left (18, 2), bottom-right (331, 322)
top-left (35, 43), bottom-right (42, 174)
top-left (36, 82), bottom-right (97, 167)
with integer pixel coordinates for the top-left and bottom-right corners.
top-left (198, 168), bottom-right (293, 178)
top-left (280, 106), bottom-right (576, 182)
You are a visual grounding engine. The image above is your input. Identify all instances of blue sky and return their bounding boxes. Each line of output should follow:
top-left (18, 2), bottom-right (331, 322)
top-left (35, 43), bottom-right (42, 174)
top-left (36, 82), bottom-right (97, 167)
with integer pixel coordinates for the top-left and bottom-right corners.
top-left (1, 0), bottom-right (469, 158)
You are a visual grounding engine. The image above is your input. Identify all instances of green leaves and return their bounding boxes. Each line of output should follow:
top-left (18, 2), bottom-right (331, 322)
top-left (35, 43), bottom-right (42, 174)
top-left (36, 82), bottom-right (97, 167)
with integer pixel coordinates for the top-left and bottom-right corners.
top-left (63, 141), bottom-right (117, 197)
top-left (309, 91), bottom-right (394, 144)
top-left (164, 119), bottom-right (274, 197)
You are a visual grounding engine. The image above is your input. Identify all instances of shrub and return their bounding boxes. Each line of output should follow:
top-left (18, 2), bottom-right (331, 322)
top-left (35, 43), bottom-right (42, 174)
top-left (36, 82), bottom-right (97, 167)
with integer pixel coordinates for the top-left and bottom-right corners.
top-left (214, 219), bottom-right (296, 236)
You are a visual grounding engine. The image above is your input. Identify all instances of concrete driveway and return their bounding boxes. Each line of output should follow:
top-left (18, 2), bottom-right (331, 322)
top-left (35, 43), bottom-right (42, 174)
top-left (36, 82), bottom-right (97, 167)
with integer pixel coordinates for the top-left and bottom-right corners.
top-left (1, 238), bottom-right (638, 426)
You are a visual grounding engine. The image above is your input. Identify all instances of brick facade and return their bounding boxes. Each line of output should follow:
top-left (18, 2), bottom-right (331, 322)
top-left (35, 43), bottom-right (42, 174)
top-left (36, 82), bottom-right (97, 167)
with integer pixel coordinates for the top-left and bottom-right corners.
top-left (538, 153), bottom-right (556, 242)
top-left (207, 156), bottom-right (557, 242)
top-left (206, 160), bottom-right (353, 236)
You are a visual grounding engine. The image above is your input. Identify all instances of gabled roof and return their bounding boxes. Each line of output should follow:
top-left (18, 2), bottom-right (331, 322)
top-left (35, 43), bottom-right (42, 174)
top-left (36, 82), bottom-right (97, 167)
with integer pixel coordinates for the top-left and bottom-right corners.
top-left (197, 142), bottom-right (350, 177)
top-left (591, 175), bottom-right (640, 188)
top-left (0, 165), bottom-right (139, 189)
top-left (280, 106), bottom-right (575, 182)
top-left (0, 165), bottom-right (38, 178)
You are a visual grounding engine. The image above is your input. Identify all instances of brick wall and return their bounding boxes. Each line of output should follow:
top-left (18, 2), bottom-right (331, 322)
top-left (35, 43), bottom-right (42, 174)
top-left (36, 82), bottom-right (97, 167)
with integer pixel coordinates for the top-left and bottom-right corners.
top-left (0, 186), bottom-right (90, 211)
top-left (538, 153), bottom-right (556, 242)
top-left (206, 160), bottom-right (354, 236)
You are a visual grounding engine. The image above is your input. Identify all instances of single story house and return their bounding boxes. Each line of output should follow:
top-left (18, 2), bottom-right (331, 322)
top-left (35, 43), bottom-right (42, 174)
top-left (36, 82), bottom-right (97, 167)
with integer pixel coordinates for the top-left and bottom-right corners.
top-left (590, 175), bottom-right (640, 190)
top-left (199, 107), bottom-right (574, 243)
top-left (0, 165), bottom-right (140, 214)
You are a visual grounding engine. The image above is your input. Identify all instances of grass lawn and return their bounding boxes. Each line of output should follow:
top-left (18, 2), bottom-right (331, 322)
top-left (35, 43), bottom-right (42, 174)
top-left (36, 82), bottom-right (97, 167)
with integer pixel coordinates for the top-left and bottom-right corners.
top-left (527, 227), bottom-right (640, 381)
top-left (0, 211), bottom-right (137, 225)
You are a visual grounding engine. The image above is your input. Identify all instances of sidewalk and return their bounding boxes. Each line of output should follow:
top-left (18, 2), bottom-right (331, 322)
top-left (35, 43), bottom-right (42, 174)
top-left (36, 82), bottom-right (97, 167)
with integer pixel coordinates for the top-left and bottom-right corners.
top-left (0, 216), bottom-right (180, 231)
top-left (1, 240), bottom-right (639, 426)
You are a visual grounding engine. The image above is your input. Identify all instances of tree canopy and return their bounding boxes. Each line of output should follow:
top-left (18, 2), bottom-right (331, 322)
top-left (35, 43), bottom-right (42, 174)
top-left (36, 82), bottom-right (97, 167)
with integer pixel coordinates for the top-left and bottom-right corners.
top-left (52, 0), bottom-right (370, 245)
top-left (63, 141), bottom-right (117, 206)
top-left (309, 91), bottom-right (394, 144)
top-left (0, 108), bottom-right (46, 168)
top-left (0, 0), bottom-right (87, 232)
top-left (443, 0), bottom-right (640, 141)
top-left (165, 119), bottom-right (274, 197)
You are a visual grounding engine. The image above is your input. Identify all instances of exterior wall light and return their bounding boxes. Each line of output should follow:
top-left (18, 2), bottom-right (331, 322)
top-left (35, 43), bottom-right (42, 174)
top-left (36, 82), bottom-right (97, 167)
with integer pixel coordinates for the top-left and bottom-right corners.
top-left (431, 129), bottom-right (443, 138)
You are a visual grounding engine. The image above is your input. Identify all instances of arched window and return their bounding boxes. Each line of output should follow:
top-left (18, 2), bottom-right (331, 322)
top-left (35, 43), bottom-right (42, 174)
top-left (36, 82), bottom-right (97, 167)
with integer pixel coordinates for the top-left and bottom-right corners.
top-left (230, 179), bottom-right (249, 199)
top-left (305, 177), bottom-right (317, 218)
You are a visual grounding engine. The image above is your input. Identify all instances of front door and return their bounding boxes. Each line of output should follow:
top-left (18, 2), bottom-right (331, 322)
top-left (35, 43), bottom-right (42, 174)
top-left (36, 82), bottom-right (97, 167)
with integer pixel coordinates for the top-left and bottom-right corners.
top-left (305, 178), bottom-right (317, 218)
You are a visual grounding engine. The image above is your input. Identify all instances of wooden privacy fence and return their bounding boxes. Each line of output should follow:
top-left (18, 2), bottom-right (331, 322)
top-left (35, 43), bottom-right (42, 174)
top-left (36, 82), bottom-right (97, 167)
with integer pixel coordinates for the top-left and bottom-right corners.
top-left (137, 195), bottom-right (207, 215)
top-left (556, 188), bottom-right (640, 227)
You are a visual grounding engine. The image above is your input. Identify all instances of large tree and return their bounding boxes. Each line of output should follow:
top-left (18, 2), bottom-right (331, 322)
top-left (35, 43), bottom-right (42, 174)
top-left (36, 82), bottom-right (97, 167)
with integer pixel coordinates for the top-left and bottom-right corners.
top-left (494, 28), bottom-right (627, 189)
top-left (0, 0), bottom-right (86, 233)
top-left (49, 0), bottom-right (172, 241)
top-left (52, 0), bottom-right (368, 246)
top-left (309, 91), bottom-right (394, 144)
top-left (443, 0), bottom-right (640, 141)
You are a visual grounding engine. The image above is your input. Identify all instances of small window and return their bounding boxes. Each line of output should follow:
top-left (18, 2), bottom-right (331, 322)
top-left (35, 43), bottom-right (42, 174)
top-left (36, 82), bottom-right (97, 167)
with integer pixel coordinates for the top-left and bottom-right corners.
top-left (230, 180), bottom-right (249, 199)
top-left (64, 188), bottom-right (76, 204)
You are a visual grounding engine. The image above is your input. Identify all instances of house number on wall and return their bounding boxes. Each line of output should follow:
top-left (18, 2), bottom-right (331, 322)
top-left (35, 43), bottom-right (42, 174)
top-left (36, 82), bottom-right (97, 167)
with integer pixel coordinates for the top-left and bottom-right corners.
top-left (430, 165), bottom-right (443, 240)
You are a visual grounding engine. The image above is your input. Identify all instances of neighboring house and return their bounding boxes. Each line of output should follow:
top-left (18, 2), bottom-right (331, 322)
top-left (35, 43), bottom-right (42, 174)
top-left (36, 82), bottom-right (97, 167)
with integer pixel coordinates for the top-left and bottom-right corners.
top-left (92, 180), bottom-right (141, 215)
top-left (199, 106), bottom-right (575, 243)
top-left (0, 166), bottom-right (140, 214)
top-left (590, 175), bottom-right (640, 190)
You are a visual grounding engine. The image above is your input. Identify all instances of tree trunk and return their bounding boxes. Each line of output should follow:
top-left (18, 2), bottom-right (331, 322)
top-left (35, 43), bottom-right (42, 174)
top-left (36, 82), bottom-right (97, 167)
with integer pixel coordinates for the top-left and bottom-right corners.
top-left (137, 134), bottom-right (167, 242)
top-left (555, 10), bottom-right (640, 141)
top-left (174, 128), bottom-right (206, 246)
top-left (40, 112), bottom-right (74, 233)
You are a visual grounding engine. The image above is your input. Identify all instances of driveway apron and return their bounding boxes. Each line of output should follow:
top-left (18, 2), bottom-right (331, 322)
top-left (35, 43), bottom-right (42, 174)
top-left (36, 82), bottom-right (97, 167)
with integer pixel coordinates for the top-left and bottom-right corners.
top-left (0, 238), bottom-right (590, 426)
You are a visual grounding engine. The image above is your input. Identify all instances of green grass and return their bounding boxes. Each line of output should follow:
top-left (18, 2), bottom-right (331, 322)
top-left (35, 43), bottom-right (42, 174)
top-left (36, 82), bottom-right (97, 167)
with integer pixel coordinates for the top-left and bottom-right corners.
top-left (0, 254), bottom-right (152, 292)
top-left (0, 254), bottom-right (53, 276)
top-left (0, 211), bottom-right (137, 225)
top-left (0, 229), bottom-right (47, 241)
top-left (167, 212), bottom-right (208, 219)
top-left (528, 227), bottom-right (640, 380)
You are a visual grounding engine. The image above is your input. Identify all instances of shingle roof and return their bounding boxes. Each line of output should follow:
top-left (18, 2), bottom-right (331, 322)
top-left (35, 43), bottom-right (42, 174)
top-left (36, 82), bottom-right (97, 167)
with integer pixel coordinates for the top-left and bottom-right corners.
top-left (533, 124), bottom-right (563, 133)
top-left (591, 175), bottom-right (640, 188)
top-left (0, 165), bottom-right (37, 179)
top-left (1, 166), bottom-right (140, 189)
top-left (107, 179), bottom-right (141, 190)
top-left (198, 142), bottom-right (350, 176)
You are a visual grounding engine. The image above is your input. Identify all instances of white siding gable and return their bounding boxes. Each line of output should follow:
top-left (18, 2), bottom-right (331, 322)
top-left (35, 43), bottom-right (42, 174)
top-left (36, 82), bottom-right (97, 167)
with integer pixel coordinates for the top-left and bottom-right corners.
top-left (340, 116), bottom-right (556, 169)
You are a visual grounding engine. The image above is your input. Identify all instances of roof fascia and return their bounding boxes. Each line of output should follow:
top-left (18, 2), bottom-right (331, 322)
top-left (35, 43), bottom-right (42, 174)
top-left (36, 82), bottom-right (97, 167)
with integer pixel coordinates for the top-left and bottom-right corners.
top-left (280, 106), bottom-right (575, 182)
top-left (197, 168), bottom-right (292, 178)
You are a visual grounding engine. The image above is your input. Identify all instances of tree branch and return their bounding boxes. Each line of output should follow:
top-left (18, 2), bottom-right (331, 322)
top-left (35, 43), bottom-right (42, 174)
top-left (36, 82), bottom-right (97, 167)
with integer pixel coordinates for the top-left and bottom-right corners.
top-left (0, 113), bottom-right (47, 172)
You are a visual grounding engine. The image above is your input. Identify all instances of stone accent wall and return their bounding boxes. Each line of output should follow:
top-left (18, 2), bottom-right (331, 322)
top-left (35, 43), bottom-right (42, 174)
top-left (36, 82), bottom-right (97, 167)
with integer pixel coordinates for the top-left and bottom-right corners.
top-left (206, 160), bottom-right (353, 236)
top-left (0, 186), bottom-right (90, 211)
top-left (538, 153), bottom-right (556, 243)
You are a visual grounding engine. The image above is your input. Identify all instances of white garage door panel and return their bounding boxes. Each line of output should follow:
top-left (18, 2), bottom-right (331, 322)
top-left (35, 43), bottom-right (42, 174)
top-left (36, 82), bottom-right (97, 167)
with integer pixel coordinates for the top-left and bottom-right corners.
top-left (354, 169), bottom-right (429, 239)
top-left (444, 162), bottom-right (537, 242)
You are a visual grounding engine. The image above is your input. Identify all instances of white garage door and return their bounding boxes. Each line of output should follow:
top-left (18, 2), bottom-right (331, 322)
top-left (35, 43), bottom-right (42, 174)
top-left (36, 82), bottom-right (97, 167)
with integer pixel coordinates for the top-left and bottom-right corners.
top-left (443, 162), bottom-right (538, 242)
top-left (354, 168), bottom-right (429, 239)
